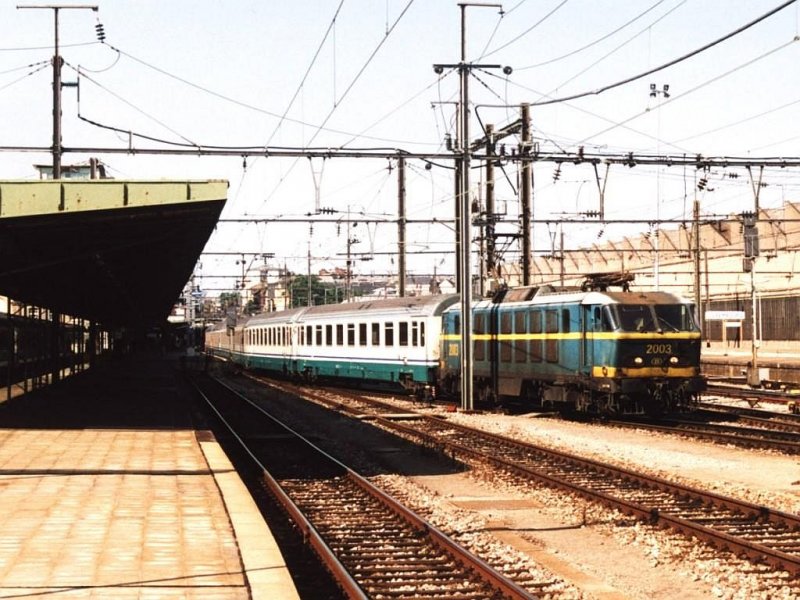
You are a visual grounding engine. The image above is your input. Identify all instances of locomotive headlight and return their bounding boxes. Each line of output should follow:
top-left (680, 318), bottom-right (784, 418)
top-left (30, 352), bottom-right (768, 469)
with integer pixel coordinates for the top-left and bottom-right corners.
top-left (669, 356), bottom-right (679, 365)
top-left (633, 356), bottom-right (643, 365)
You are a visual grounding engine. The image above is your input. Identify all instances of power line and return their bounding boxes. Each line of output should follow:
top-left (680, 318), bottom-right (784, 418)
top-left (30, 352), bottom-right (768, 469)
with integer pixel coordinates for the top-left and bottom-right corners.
top-left (482, 0), bottom-right (570, 59)
top-left (518, 0), bottom-right (669, 70)
top-left (532, 0), bottom-right (798, 107)
top-left (263, 0), bottom-right (345, 147)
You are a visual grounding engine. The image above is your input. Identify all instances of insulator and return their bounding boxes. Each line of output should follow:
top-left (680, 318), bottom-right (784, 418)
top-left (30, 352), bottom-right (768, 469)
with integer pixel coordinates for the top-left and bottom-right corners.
top-left (95, 23), bottom-right (106, 42)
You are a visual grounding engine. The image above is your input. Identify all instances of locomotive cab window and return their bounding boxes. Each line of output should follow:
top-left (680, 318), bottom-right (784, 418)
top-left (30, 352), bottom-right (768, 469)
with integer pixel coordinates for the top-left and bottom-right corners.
top-left (614, 304), bottom-right (696, 333)
top-left (653, 304), bottom-right (697, 331)
top-left (593, 306), bottom-right (616, 332)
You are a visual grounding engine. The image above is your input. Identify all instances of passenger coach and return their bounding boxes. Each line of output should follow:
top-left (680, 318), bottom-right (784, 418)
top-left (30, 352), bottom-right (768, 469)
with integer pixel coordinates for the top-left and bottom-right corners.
top-left (206, 295), bottom-right (459, 396)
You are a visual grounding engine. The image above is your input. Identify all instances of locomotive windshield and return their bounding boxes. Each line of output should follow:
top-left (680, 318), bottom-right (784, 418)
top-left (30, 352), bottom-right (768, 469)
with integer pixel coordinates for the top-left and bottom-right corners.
top-left (614, 303), bottom-right (697, 332)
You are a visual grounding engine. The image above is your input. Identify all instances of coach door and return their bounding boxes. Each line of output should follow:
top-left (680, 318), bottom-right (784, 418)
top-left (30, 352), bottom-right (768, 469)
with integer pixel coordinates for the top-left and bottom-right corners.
top-left (582, 305), bottom-right (595, 374)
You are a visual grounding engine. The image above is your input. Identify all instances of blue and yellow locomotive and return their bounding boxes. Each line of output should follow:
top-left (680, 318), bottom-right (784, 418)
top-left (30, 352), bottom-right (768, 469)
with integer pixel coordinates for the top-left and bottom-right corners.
top-left (439, 284), bottom-right (705, 413)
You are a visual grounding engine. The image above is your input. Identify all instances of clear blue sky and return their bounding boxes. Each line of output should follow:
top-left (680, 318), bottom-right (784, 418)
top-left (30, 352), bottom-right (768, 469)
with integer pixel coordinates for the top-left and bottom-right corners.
top-left (1, 1), bottom-right (798, 295)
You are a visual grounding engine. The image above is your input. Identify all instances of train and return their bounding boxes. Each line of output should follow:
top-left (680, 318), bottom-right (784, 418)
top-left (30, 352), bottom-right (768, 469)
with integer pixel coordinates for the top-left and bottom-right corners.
top-left (205, 281), bottom-right (706, 414)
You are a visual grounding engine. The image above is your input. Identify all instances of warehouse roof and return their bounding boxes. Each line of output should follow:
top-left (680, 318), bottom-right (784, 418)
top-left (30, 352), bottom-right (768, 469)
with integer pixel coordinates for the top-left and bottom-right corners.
top-left (0, 179), bottom-right (227, 328)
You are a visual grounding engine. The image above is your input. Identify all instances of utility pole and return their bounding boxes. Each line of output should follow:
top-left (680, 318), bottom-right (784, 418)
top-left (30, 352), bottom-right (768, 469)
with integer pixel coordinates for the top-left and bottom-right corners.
top-left (484, 123), bottom-right (496, 291)
top-left (18, 4), bottom-right (98, 180)
top-left (434, 1), bottom-right (504, 412)
top-left (743, 212), bottom-right (760, 387)
top-left (520, 103), bottom-right (532, 286)
top-left (693, 199), bottom-right (702, 339)
top-left (307, 227), bottom-right (312, 307)
top-left (397, 157), bottom-right (406, 297)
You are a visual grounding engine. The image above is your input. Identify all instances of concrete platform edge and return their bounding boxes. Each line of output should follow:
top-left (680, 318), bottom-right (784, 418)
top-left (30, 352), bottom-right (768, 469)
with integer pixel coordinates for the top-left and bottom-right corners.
top-left (197, 433), bottom-right (300, 600)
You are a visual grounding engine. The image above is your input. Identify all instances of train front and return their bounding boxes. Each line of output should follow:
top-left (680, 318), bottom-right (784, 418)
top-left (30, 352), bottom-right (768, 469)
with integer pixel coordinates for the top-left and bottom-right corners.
top-left (588, 291), bottom-right (706, 413)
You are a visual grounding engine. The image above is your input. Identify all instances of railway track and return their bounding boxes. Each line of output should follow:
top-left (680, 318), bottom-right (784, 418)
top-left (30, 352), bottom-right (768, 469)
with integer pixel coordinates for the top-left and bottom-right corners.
top-left (705, 383), bottom-right (800, 407)
top-left (698, 399), bottom-right (800, 431)
top-left (601, 416), bottom-right (800, 454)
top-left (189, 373), bottom-right (539, 599)
top-left (259, 377), bottom-right (800, 580)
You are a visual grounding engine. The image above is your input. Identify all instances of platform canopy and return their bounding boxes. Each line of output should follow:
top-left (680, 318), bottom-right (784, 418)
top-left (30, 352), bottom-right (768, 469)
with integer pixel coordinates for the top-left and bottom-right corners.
top-left (0, 180), bottom-right (227, 328)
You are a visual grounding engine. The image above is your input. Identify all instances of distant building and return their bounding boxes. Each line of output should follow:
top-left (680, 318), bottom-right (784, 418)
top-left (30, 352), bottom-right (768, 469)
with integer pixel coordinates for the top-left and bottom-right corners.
top-left (35, 159), bottom-right (109, 180)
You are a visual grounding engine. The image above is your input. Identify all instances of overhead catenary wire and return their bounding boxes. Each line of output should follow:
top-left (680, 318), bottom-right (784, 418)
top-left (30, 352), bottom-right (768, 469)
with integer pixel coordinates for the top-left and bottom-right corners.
top-left (541, 0), bottom-right (687, 97)
top-left (481, 0), bottom-right (571, 59)
top-left (516, 0), bottom-right (669, 70)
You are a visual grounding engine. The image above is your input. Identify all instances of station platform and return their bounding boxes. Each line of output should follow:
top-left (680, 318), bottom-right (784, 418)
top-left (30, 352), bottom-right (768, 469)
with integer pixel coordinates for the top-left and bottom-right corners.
top-left (702, 341), bottom-right (800, 385)
top-left (0, 354), bottom-right (299, 599)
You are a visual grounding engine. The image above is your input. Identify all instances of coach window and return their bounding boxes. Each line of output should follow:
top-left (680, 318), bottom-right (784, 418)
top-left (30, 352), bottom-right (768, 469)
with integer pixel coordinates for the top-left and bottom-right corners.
top-left (315, 324), bottom-right (323, 346)
top-left (385, 322), bottom-right (394, 346)
top-left (399, 322), bottom-right (408, 346)
top-left (371, 322), bottom-right (380, 345)
top-left (411, 321), bottom-right (419, 346)
top-left (336, 324), bottom-right (344, 346)
top-left (359, 323), bottom-right (367, 346)
top-left (306, 325), bottom-right (312, 346)
top-left (325, 325), bottom-right (333, 346)
top-left (420, 321), bottom-right (425, 346)
top-left (347, 323), bottom-right (356, 346)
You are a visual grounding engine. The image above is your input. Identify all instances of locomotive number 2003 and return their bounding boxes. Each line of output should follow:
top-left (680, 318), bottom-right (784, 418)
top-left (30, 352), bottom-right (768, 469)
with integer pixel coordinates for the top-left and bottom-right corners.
top-left (646, 343), bottom-right (673, 354)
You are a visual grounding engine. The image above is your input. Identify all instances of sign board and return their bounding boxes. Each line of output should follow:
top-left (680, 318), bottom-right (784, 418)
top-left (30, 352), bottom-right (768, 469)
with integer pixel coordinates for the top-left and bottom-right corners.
top-left (705, 310), bottom-right (745, 321)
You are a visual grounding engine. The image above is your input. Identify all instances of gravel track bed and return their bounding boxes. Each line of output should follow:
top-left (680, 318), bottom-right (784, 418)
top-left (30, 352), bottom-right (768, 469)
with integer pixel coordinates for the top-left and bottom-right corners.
top-left (227, 374), bottom-right (800, 598)
top-left (354, 393), bottom-right (800, 598)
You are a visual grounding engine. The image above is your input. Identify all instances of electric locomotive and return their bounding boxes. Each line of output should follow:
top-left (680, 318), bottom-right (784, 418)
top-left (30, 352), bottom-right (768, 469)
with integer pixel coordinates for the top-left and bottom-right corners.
top-left (439, 283), bottom-right (705, 413)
